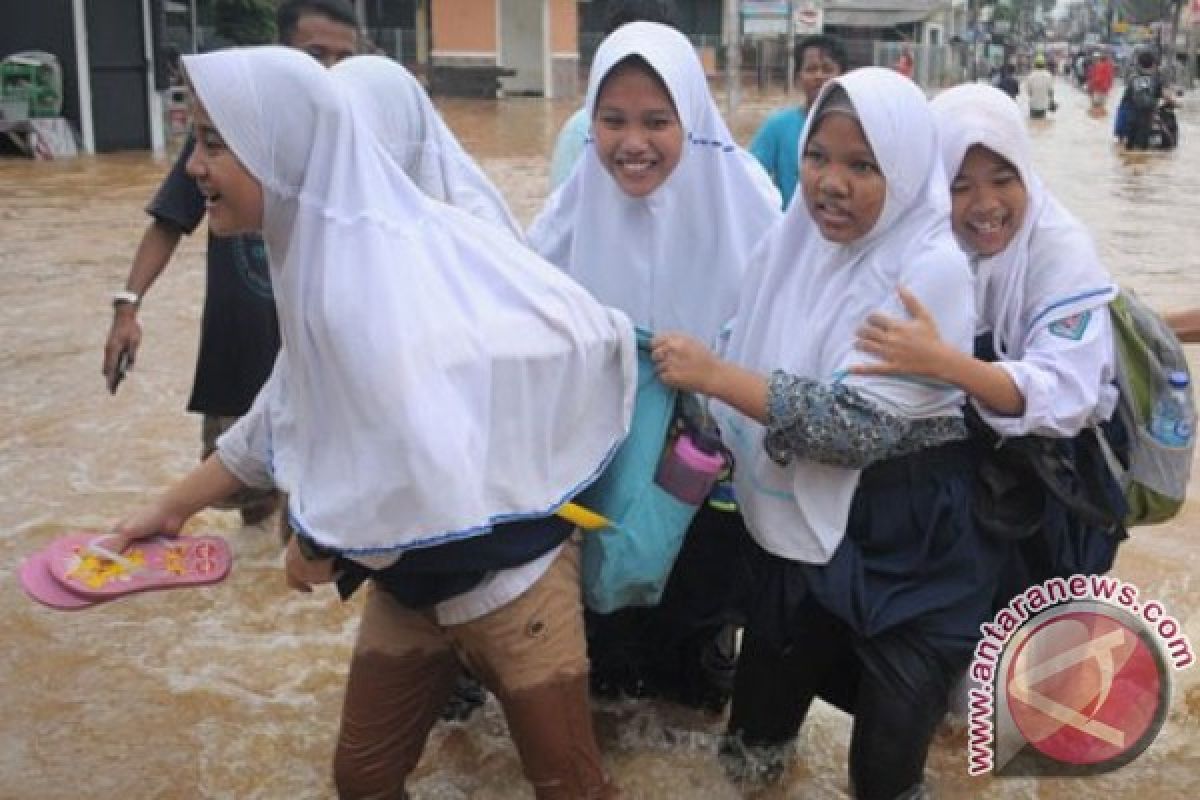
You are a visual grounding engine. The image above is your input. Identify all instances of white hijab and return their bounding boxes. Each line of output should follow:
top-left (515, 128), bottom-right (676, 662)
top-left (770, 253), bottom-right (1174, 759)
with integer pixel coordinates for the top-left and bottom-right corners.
top-left (717, 68), bottom-right (974, 564)
top-left (331, 55), bottom-right (523, 239)
top-left (527, 21), bottom-right (781, 343)
top-left (185, 47), bottom-right (635, 556)
top-left (931, 83), bottom-right (1117, 360)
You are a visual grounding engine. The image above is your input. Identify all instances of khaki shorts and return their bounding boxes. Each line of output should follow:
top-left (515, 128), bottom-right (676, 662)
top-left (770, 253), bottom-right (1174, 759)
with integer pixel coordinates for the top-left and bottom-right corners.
top-left (335, 538), bottom-right (614, 798)
top-left (343, 536), bottom-right (589, 705)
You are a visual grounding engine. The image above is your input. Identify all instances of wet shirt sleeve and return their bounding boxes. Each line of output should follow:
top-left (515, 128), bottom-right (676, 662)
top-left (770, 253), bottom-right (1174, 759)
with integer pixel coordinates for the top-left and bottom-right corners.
top-left (977, 305), bottom-right (1116, 438)
top-left (763, 370), bottom-right (967, 469)
top-left (145, 135), bottom-right (205, 234)
top-left (213, 360), bottom-right (282, 489)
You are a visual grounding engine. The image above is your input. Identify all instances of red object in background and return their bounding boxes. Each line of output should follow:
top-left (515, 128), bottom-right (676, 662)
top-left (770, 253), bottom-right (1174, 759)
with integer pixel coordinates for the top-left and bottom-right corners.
top-left (1089, 58), bottom-right (1114, 94)
top-left (893, 51), bottom-right (914, 79)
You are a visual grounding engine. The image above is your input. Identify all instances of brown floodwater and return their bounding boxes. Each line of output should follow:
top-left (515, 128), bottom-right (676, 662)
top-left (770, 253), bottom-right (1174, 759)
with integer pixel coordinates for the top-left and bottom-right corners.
top-left (1, 81), bottom-right (1197, 799)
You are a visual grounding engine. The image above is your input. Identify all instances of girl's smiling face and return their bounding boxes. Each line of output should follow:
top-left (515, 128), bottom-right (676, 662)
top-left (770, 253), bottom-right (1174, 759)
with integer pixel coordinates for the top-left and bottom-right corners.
top-left (800, 111), bottom-right (886, 244)
top-left (184, 97), bottom-right (264, 236)
top-left (950, 145), bottom-right (1028, 257)
top-left (592, 59), bottom-right (684, 198)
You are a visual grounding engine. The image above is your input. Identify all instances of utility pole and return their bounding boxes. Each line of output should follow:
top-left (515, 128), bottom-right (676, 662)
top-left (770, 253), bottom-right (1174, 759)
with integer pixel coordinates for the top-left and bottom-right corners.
top-left (189, 0), bottom-right (198, 53)
top-left (725, 0), bottom-right (741, 115)
top-left (786, 1), bottom-right (795, 95)
top-left (1189, 13), bottom-right (1197, 89)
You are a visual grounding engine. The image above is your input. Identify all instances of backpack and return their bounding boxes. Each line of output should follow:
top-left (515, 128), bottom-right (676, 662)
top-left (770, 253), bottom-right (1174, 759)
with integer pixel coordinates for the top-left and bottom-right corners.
top-left (1129, 74), bottom-right (1157, 111)
top-left (1101, 288), bottom-right (1195, 526)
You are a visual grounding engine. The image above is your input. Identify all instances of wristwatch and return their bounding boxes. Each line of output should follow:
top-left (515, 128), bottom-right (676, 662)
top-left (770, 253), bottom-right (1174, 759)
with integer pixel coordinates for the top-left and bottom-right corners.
top-left (111, 290), bottom-right (141, 308)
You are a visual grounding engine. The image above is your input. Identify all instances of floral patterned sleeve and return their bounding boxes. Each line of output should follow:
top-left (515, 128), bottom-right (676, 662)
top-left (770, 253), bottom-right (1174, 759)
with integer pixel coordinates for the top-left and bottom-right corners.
top-left (763, 370), bottom-right (967, 469)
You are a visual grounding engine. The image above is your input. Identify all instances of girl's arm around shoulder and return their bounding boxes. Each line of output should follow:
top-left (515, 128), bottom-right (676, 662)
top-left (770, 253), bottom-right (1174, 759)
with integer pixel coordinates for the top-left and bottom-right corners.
top-left (851, 284), bottom-right (1025, 416)
top-left (850, 249), bottom-right (1027, 416)
top-left (981, 303), bottom-right (1115, 437)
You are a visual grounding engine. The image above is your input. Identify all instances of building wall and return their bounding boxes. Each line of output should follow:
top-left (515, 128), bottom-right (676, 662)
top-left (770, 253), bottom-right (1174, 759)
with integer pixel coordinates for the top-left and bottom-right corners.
top-left (550, 0), bottom-right (578, 97)
top-left (427, 0), bottom-right (580, 97)
top-left (432, 0), bottom-right (497, 62)
top-left (550, 0), bottom-right (575, 51)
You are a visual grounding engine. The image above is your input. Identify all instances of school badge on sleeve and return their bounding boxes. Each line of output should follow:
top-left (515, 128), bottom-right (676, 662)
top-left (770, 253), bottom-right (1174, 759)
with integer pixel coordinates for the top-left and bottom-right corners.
top-left (1048, 310), bottom-right (1092, 341)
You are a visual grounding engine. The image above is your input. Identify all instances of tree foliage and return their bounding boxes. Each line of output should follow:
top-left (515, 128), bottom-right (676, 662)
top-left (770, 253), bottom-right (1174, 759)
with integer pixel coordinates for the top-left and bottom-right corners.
top-left (212, 0), bottom-right (277, 46)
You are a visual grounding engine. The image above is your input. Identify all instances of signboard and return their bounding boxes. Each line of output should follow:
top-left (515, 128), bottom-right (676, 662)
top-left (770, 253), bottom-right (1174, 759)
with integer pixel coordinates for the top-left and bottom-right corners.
top-left (744, 17), bottom-right (789, 35)
top-left (742, 0), bottom-right (790, 37)
top-left (741, 1), bottom-right (790, 13)
top-left (740, 1), bottom-right (823, 38)
top-left (793, 1), bottom-right (824, 35)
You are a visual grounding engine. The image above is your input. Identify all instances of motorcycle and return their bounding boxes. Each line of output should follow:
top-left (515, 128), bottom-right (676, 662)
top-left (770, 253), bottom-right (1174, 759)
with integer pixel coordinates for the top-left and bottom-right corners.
top-left (1147, 101), bottom-right (1178, 150)
top-left (1118, 98), bottom-right (1179, 151)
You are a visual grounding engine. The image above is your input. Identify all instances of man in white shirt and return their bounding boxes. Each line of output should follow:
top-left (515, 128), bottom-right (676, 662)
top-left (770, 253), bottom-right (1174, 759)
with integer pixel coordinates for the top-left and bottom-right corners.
top-left (1026, 55), bottom-right (1055, 118)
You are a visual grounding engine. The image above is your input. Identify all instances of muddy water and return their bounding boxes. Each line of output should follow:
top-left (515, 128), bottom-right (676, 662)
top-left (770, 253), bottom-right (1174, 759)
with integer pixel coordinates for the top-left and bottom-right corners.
top-left (1, 82), bottom-right (1197, 799)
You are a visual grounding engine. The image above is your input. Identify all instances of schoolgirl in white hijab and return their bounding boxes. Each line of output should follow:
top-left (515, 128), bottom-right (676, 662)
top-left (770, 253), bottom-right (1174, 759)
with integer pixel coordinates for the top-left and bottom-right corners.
top-left (856, 83), bottom-right (1118, 439)
top-left (698, 69), bottom-right (974, 566)
top-left (111, 46), bottom-right (635, 560)
top-left (527, 20), bottom-right (780, 711)
top-left (331, 55), bottom-right (523, 238)
top-left (528, 20), bottom-right (781, 343)
top-left (106, 46), bottom-right (634, 799)
top-left (653, 68), bottom-right (1000, 799)
top-left (855, 83), bottom-right (1124, 606)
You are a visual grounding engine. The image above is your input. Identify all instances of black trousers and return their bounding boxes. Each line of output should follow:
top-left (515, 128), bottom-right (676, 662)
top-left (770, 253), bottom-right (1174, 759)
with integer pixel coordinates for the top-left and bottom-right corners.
top-left (728, 598), bottom-right (968, 800)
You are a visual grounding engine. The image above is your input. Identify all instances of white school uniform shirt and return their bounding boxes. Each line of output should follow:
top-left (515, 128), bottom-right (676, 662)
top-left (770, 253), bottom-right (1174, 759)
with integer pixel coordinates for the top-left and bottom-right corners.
top-left (932, 84), bottom-right (1118, 439)
top-left (188, 47), bottom-right (636, 568)
top-left (717, 68), bottom-right (975, 564)
top-left (527, 21), bottom-right (781, 343)
top-left (331, 55), bottom-right (523, 239)
top-left (1026, 68), bottom-right (1055, 113)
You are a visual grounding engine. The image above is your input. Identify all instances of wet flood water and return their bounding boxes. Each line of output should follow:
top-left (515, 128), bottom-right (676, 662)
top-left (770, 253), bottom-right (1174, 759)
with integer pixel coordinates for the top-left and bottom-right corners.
top-left (1, 81), bottom-right (1198, 798)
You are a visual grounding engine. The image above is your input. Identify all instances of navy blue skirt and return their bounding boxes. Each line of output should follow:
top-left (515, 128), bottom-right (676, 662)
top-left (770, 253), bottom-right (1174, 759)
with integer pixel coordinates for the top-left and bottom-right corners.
top-left (741, 441), bottom-right (1005, 658)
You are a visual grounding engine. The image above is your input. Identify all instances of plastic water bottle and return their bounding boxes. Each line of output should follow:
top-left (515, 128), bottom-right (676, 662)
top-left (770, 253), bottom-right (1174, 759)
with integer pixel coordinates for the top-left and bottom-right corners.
top-left (656, 431), bottom-right (726, 505)
top-left (1149, 370), bottom-right (1194, 447)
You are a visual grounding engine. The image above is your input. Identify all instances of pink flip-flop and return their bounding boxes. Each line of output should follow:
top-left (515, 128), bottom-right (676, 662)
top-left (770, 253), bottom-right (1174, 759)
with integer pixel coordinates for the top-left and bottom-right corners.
top-left (45, 533), bottom-right (232, 600)
top-left (18, 534), bottom-right (112, 611)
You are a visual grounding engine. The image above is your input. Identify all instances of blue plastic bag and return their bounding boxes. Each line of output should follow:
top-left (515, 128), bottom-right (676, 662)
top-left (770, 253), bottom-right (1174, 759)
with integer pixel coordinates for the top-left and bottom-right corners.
top-left (578, 330), bottom-right (701, 612)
